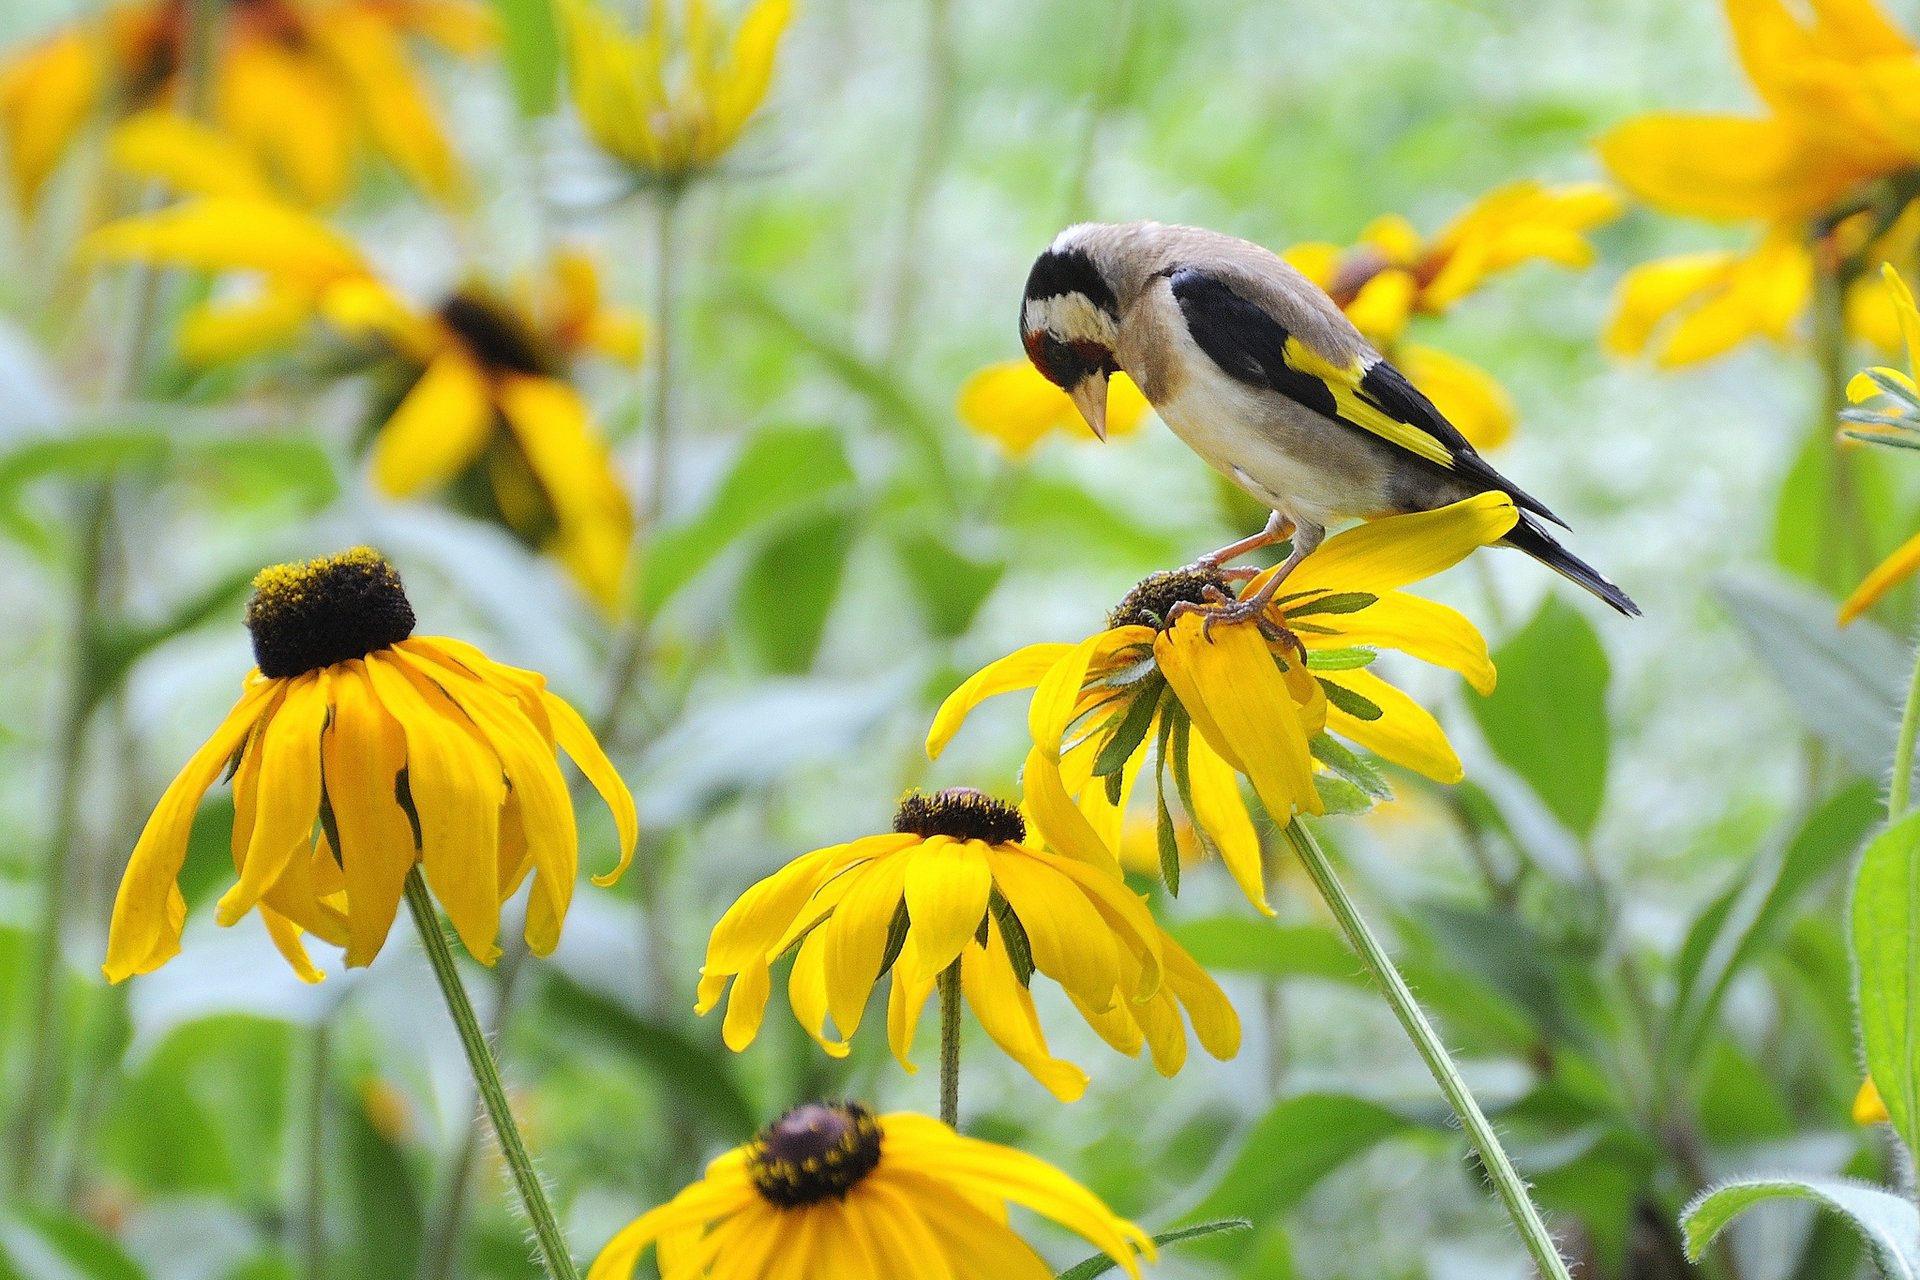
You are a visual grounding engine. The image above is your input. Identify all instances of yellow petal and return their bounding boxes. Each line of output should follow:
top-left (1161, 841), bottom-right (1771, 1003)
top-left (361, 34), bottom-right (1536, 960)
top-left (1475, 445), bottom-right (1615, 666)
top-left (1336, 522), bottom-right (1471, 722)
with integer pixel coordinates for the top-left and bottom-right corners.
top-left (260, 906), bottom-right (326, 983)
top-left (496, 373), bottom-right (635, 613)
top-left (0, 29), bottom-right (99, 211)
top-left (1856, 1078), bottom-right (1892, 1125)
top-left (1324, 668), bottom-right (1462, 783)
top-left (1281, 242), bottom-right (1343, 288)
top-left (721, 961), bottom-right (771, 1051)
top-left (1345, 269), bottom-right (1416, 343)
top-left (927, 643), bottom-right (1073, 759)
top-left (310, 7), bottom-right (464, 201)
top-left (322, 661), bottom-right (418, 967)
top-left (1280, 492), bottom-right (1519, 599)
top-left (177, 287), bottom-right (315, 365)
top-left (104, 680), bottom-right (280, 981)
top-left (789, 925), bottom-right (850, 1057)
top-left (982, 846), bottom-right (1123, 1012)
top-left (1598, 114), bottom-right (1857, 221)
top-left (1324, 590), bottom-right (1497, 695)
top-left (962, 929), bottom-right (1089, 1101)
top-left (886, 962), bottom-right (936, 1074)
top-left (1607, 252), bottom-right (1738, 359)
top-left (370, 352), bottom-right (495, 496)
top-left (1019, 745), bottom-right (1126, 876)
top-left (84, 198), bottom-right (368, 285)
top-left (215, 38), bottom-right (354, 208)
top-left (956, 360), bottom-right (1073, 457)
top-left (216, 674), bottom-right (329, 928)
top-left (707, 0), bottom-right (792, 155)
top-left (900, 839), bottom-right (993, 983)
top-left (1398, 344), bottom-right (1514, 451)
top-left (1184, 729), bottom-right (1271, 914)
top-left (821, 854), bottom-right (911, 1040)
top-left (1840, 525), bottom-right (1920, 623)
top-left (110, 110), bottom-right (274, 200)
top-left (538, 690), bottom-right (638, 885)
top-left (1882, 263), bottom-right (1920, 374)
top-left (1154, 615), bottom-right (1320, 821)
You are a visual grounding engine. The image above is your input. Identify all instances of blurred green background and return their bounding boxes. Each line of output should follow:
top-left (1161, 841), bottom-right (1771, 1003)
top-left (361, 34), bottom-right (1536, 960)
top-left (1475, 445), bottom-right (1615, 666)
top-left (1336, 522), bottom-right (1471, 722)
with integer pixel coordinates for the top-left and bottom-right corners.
top-left (0, 0), bottom-right (1911, 1277)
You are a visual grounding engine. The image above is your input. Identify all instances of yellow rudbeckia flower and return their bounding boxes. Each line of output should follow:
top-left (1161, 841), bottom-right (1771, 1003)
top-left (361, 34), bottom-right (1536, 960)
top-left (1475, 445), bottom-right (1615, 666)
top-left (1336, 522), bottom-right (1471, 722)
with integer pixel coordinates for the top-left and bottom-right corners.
top-left (104, 548), bottom-right (637, 983)
top-left (955, 360), bottom-right (1151, 457)
top-left (1284, 181), bottom-right (1619, 449)
top-left (696, 788), bottom-right (1238, 1100)
top-left (1838, 265), bottom-right (1920, 622)
top-left (0, 0), bottom-right (488, 212)
top-left (588, 1101), bottom-right (1155, 1280)
top-left (929, 493), bottom-right (1518, 914)
top-left (560, 0), bottom-right (792, 184)
top-left (1600, 0), bottom-right (1920, 366)
top-left (84, 198), bottom-right (641, 611)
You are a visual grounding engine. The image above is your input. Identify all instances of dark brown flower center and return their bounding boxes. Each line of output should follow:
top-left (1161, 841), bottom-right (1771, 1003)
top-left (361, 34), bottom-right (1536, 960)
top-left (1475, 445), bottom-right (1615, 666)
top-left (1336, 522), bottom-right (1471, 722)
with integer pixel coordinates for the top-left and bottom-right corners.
top-left (1108, 567), bottom-right (1231, 631)
top-left (245, 548), bottom-right (416, 678)
top-left (747, 1103), bottom-right (884, 1207)
top-left (892, 788), bottom-right (1026, 845)
top-left (439, 291), bottom-right (557, 377)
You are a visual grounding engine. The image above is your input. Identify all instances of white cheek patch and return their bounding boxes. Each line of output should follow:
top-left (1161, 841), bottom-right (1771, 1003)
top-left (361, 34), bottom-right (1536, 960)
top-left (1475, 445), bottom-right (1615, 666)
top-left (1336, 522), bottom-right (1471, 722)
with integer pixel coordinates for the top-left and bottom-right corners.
top-left (1022, 293), bottom-right (1117, 346)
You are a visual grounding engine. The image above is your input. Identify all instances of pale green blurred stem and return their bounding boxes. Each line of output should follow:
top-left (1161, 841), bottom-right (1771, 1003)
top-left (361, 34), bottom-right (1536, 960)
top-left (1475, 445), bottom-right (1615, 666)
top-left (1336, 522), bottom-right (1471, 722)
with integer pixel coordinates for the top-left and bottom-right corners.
top-left (645, 186), bottom-right (681, 529)
top-left (875, 0), bottom-right (952, 362)
top-left (1813, 260), bottom-right (1872, 590)
top-left (1890, 639), bottom-right (1920, 819)
top-left (304, 1020), bottom-right (329, 1280)
top-left (1059, 0), bottom-right (1141, 223)
top-left (1283, 821), bottom-right (1574, 1280)
top-left (938, 962), bottom-right (962, 1128)
top-left (404, 872), bottom-right (581, 1280)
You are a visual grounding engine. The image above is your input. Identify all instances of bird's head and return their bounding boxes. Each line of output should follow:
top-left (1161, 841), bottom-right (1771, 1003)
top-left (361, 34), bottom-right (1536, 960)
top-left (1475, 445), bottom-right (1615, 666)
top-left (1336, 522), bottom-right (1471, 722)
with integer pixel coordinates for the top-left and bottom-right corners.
top-left (1021, 231), bottom-right (1122, 440)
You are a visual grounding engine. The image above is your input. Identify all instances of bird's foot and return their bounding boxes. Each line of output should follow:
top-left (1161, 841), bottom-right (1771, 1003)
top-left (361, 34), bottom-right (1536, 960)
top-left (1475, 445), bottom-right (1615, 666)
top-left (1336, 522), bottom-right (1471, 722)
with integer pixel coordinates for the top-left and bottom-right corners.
top-left (1167, 587), bottom-right (1304, 657)
top-left (1178, 557), bottom-right (1261, 581)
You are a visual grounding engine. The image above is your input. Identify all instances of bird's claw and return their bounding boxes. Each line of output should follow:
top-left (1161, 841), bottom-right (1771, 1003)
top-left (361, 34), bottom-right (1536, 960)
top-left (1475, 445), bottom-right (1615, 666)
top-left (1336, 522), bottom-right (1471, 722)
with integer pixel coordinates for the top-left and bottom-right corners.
top-left (1167, 592), bottom-right (1306, 658)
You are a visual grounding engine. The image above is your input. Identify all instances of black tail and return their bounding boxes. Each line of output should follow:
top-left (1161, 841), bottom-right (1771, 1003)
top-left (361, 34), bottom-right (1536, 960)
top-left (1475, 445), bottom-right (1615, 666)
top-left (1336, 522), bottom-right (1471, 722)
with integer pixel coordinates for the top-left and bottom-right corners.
top-left (1500, 512), bottom-right (1640, 617)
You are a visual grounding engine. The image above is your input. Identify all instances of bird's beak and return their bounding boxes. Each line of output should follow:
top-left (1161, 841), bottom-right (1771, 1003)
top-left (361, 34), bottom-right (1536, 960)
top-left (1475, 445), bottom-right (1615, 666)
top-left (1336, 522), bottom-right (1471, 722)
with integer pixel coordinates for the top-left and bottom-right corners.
top-left (1069, 372), bottom-right (1110, 442)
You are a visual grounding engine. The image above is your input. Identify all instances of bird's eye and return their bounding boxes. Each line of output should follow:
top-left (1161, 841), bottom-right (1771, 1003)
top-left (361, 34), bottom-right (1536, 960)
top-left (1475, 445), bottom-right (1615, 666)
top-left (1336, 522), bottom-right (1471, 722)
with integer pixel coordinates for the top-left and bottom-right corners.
top-left (1023, 330), bottom-right (1105, 388)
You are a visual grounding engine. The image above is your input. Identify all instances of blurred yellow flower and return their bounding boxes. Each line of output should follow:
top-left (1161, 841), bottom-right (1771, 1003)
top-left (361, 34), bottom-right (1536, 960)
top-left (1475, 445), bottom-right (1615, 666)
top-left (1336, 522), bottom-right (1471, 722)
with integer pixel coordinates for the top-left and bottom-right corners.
top-left (1840, 265), bottom-right (1920, 623)
top-left (929, 493), bottom-right (1517, 914)
top-left (955, 359), bottom-right (1150, 457)
top-left (1286, 181), bottom-right (1618, 448)
top-left (588, 1101), bottom-right (1155, 1280)
top-left (0, 0), bottom-right (488, 212)
top-left (104, 549), bottom-right (636, 983)
top-left (85, 197), bottom-right (641, 611)
top-left (695, 788), bottom-right (1237, 1099)
top-left (560, 0), bottom-right (792, 183)
top-left (1856, 1078), bottom-right (1892, 1125)
top-left (1600, 0), bottom-right (1920, 365)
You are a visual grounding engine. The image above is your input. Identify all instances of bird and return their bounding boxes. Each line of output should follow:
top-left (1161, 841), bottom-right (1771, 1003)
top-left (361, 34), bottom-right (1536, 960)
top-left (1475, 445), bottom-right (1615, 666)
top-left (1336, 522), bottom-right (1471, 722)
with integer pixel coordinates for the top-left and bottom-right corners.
top-left (1018, 220), bottom-right (1639, 622)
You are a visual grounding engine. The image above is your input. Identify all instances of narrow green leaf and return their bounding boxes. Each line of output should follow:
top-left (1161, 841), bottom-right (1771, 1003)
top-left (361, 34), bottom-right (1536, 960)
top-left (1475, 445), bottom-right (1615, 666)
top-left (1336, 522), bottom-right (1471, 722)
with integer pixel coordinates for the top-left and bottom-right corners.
top-left (1854, 807), bottom-right (1920, 1161)
top-left (1309, 733), bottom-right (1391, 800)
top-left (1054, 1220), bottom-right (1253, 1280)
top-left (989, 891), bottom-right (1036, 985)
top-left (1155, 710), bottom-right (1181, 897)
top-left (1312, 774), bottom-right (1372, 814)
top-left (1316, 678), bottom-right (1381, 722)
top-left (1092, 683), bottom-right (1161, 778)
top-left (1287, 591), bottom-right (1376, 617)
top-left (1682, 1177), bottom-right (1920, 1277)
top-left (1303, 646), bottom-right (1377, 671)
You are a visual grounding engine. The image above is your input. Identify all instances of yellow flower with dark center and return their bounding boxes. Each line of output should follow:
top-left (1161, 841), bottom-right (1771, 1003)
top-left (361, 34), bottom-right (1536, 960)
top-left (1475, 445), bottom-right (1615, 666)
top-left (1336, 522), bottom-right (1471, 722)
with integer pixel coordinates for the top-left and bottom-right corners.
top-left (104, 548), bottom-right (636, 982)
top-left (1838, 265), bottom-right (1920, 622)
top-left (696, 788), bottom-right (1238, 1100)
top-left (929, 494), bottom-right (1517, 914)
top-left (0, 0), bottom-right (489, 212)
top-left (588, 1101), bottom-right (1155, 1280)
top-left (1599, 0), bottom-right (1920, 366)
top-left (955, 360), bottom-right (1151, 457)
top-left (560, 0), bottom-right (791, 184)
top-left (1285, 182), bottom-right (1620, 449)
top-left (85, 198), bottom-right (640, 611)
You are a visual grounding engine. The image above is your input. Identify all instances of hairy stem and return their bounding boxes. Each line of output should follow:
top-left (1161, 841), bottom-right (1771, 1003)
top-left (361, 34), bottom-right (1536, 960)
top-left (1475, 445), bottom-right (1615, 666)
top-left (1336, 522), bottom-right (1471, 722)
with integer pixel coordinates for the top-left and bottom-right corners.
top-left (938, 961), bottom-right (963, 1128)
top-left (1891, 634), bottom-right (1920, 819)
top-left (1284, 821), bottom-right (1573, 1280)
top-left (404, 872), bottom-right (579, 1280)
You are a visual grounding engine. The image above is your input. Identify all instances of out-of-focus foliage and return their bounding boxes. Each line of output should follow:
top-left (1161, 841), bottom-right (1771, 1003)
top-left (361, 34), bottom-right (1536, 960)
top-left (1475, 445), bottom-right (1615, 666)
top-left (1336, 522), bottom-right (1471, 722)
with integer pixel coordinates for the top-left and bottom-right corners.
top-left (4, 0), bottom-right (1920, 1277)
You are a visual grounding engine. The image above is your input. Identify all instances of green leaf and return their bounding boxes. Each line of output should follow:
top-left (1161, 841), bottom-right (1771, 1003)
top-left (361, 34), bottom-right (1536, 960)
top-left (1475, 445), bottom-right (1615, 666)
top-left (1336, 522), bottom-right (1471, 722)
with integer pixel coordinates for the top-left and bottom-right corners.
top-left (892, 528), bottom-right (1005, 637)
top-left (492, 0), bottom-right (562, 117)
top-left (1170, 916), bottom-right (1366, 986)
top-left (1854, 807), bottom-right (1920, 1160)
top-left (1682, 1177), bottom-right (1920, 1277)
top-left (1054, 1219), bottom-right (1252, 1280)
top-left (1285, 591), bottom-right (1376, 617)
top-left (1668, 781), bottom-right (1881, 1071)
top-left (1716, 572), bottom-right (1910, 775)
top-left (1303, 646), bottom-right (1377, 671)
top-left (738, 504), bottom-right (857, 673)
top-left (1316, 677), bottom-right (1382, 721)
top-left (1309, 733), bottom-right (1391, 800)
top-left (1312, 774), bottom-right (1373, 814)
top-left (639, 423), bottom-right (855, 616)
top-left (337, 1074), bottom-right (424, 1280)
top-left (539, 969), bottom-right (757, 1136)
top-left (0, 1210), bottom-right (145, 1280)
top-left (1091, 683), bottom-right (1160, 778)
top-left (1185, 1094), bottom-right (1414, 1253)
top-left (1468, 594), bottom-right (1611, 835)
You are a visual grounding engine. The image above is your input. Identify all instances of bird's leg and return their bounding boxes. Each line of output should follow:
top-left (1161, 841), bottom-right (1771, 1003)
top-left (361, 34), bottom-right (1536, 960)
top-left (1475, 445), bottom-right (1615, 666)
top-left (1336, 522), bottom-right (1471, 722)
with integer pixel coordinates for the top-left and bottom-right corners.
top-left (1186, 511), bottom-right (1293, 580)
top-left (1169, 520), bottom-right (1325, 654)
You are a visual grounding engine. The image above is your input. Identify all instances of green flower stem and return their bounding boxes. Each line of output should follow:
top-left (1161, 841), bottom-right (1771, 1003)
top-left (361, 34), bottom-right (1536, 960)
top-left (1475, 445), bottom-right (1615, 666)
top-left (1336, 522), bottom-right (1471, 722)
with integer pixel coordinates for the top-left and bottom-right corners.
top-left (1283, 821), bottom-right (1573, 1280)
top-left (404, 871), bottom-right (580, 1280)
top-left (938, 961), bottom-right (963, 1128)
top-left (304, 1019), bottom-right (330, 1280)
top-left (1891, 636), bottom-right (1920, 819)
top-left (644, 186), bottom-right (681, 530)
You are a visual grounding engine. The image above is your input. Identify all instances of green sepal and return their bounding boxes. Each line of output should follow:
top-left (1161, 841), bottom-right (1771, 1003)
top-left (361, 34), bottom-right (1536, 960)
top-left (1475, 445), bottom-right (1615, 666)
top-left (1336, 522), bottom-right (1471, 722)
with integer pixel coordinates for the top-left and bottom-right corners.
top-left (1317, 678), bottom-right (1383, 721)
top-left (1304, 646), bottom-right (1377, 671)
top-left (1310, 733), bottom-right (1392, 800)
top-left (1092, 681), bottom-right (1162, 778)
top-left (989, 890), bottom-right (1037, 986)
top-left (1313, 775), bottom-right (1374, 815)
top-left (1288, 591), bottom-right (1377, 617)
top-left (1154, 708), bottom-right (1181, 896)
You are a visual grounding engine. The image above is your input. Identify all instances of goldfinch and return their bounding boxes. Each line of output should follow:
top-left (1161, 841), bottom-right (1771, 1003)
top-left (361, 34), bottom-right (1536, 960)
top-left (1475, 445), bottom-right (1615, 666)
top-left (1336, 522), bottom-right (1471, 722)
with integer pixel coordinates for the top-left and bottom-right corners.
top-left (1020, 220), bottom-right (1639, 618)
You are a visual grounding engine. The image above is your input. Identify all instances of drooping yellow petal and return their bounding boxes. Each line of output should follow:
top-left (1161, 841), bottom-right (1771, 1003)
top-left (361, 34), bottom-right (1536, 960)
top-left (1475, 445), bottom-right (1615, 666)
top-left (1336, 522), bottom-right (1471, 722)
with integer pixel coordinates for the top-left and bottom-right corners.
top-left (1399, 344), bottom-right (1514, 451)
top-left (720, 960), bottom-right (771, 1051)
top-left (216, 38), bottom-right (354, 208)
top-left (217, 674), bottom-right (329, 928)
top-left (538, 688), bottom-right (639, 885)
top-left (821, 854), bottom-right (911, 1040)
top-left (1323, 590), bottom-right (1497, 695)
top-left (1154, 615), bottom-right (1320, 820)
top-left (1324, 668), bottom-right (1462, 783)
top-left (369, 352), bottom-right (495, 496)
top-left (0, 28), bottom-right (98, 211)
top-left (260, 906), bottom-right (326, 984)
top-left (1019, 745), bottom-right (1125, 876)
top-left (311, 6), bottom-right (463, 201)
top-left (495, 373), bottom-right (635, 613)
top-left (788, 925), bottom-right (850, 1057)
top-left (322, 661), bottom-right (419, 967)
top-left (707, 0), bottom-right (792, 156)
top-left (961, 928), bottom-right (1089, 1102)
top-left (1598, 114), bottom-right (1858, 221)
top-left (1279, 492), bottom-right (1519, 598)
top-left (927, 643), bottom-right (1073, 758)
top-left (981, 846), bottom-right (1122, 1013)
top-left (1345, 269), bottom-right (1416, 343)
top-left (177, 287), bottom-right (316, 365)
top-left (886, 962), bottom-right (936, 1074)
top-left (104, 680), bottom-right (280, 981)
top-left (110, 110), bottom-right (275, 200)
top-left (84, 197), bottom-right (368, 285)
top-left (900, 839), bottom-right (993, 983)
top-left (1840, 526), bottom-right (1920, 623)
top-left (1183, 729), bottom-right (1271, 914)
